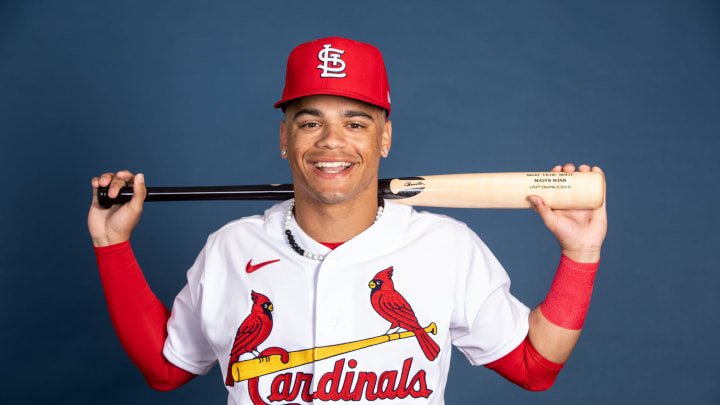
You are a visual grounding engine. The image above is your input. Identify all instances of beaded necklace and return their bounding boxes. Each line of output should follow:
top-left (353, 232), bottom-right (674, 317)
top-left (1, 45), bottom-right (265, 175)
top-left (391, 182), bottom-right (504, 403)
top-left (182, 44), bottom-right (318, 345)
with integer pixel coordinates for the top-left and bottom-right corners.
top-left (283, 197), bottom-right (384, 261)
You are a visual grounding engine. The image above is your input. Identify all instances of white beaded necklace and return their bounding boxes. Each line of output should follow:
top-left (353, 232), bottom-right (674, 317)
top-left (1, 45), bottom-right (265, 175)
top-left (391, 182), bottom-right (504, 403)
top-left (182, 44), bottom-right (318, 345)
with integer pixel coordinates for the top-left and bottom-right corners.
top-left (283, 197), bottom-right (385, 261)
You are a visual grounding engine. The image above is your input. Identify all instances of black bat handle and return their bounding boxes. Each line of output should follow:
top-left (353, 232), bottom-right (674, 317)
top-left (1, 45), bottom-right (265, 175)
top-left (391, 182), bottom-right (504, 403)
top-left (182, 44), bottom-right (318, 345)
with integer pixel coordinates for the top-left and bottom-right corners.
top-left (96, 184), bottom-right (297, 208)
top-left (97, 186), bottom-right (132, 208)
top-left (95, 178), bottom-right (424, 209)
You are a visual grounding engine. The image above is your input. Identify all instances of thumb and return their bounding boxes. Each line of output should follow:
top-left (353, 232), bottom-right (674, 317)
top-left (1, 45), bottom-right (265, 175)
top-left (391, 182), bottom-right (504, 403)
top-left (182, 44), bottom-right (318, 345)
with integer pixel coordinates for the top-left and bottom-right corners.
top-left (128, 173), bottom-right (147, 215)
top-left (528, 195), bottom-right (556, 230)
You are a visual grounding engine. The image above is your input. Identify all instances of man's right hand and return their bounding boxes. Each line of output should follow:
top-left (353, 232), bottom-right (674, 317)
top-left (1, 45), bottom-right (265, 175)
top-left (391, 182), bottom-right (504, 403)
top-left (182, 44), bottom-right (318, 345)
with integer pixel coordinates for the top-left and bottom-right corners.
top-left (88, 170), bottom-right (147, 247)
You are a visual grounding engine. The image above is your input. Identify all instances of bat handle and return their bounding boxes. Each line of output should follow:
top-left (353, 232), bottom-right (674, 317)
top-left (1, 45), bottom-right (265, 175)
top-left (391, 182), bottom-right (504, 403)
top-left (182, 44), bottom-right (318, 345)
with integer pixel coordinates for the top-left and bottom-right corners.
top-left (96, 186), bottom-right (133, 208)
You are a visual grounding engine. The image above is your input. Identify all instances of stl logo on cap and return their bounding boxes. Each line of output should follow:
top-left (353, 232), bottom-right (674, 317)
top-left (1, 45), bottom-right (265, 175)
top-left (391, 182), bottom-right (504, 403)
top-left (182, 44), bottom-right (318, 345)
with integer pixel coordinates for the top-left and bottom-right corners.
top-left (317, 44), bottom-right (347, 78)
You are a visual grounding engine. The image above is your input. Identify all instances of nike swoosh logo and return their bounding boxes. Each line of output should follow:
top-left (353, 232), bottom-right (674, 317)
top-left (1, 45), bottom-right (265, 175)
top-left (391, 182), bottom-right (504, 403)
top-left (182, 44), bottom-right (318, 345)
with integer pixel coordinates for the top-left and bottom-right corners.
top-left (246, 259), bottom-right (280, 274)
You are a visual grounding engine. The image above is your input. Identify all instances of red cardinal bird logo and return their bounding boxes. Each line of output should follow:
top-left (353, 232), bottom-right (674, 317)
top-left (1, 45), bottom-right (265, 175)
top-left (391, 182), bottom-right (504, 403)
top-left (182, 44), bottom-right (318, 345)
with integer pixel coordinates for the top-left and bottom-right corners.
top-left (369, 267), bottom-right (440, 361)
top-left (225, 291), bottom-right (274, 387)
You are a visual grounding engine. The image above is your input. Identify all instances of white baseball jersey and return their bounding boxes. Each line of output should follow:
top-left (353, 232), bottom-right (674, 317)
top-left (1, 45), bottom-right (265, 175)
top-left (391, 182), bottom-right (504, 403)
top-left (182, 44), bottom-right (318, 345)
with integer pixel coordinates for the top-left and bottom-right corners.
top-left (163, 200), bottom-right (530, 404)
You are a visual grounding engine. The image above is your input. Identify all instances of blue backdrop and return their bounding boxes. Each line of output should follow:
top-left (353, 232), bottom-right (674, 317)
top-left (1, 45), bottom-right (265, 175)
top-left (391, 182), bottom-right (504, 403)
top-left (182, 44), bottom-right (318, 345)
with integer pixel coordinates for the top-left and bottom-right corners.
top-left (2, 1), bottom-right (719, 403)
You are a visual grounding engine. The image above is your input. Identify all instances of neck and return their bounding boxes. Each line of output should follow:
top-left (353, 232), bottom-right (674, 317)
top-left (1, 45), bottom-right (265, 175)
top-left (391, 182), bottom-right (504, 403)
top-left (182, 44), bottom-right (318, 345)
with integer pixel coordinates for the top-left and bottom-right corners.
top-left (293, 189), bottom-right (380, 243)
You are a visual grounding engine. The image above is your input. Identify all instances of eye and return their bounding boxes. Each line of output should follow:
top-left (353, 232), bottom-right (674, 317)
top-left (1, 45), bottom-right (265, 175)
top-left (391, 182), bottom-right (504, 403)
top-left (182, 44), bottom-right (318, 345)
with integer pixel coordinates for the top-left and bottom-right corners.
top-left (348, 122), bottom-right (365, 129)
top-left (301, 122), bottom-right (319, 128)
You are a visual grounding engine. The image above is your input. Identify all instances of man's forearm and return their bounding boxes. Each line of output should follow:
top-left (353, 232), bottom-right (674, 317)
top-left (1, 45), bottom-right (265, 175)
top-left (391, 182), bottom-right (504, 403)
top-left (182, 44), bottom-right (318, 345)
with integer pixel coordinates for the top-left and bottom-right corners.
top-left (528, 255), bottom-right (599, 363)
top-left (95, 241), bottom-right (196, 390)
top-left (528, 307), bottom-right (582, 363)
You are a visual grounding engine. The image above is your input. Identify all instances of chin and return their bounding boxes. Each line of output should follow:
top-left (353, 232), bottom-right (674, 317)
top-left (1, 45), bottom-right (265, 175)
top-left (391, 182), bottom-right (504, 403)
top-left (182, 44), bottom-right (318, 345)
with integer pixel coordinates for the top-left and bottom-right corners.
top-left (312, 191), bottom-right (352, 205)
top-left (297, 176), bottom-right (376, 205)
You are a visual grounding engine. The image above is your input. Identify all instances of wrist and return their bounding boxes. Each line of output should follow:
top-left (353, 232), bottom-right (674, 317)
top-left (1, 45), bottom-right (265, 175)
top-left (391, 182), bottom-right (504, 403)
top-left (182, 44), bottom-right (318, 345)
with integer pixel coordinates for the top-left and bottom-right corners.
top-left (93, 239), bottom-right (131, 253)
top-left (92, 235), bottom-right (129, 248)
top-left (92, 237), bottom-right (111, 248)
top-left (560, 248), bottom-right (600, 263)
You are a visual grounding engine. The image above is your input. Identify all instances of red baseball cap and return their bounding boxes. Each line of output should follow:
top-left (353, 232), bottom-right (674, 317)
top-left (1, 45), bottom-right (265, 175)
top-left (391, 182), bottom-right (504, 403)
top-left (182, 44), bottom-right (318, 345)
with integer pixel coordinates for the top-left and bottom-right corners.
top-left (274, 37), bottom-right (391, 115)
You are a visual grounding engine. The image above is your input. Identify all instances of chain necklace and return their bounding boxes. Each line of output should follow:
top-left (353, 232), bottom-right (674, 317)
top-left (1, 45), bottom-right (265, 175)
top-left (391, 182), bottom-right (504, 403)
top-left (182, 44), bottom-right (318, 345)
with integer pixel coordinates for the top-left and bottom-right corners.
top-left (284, 197), bottom-right (384, 261)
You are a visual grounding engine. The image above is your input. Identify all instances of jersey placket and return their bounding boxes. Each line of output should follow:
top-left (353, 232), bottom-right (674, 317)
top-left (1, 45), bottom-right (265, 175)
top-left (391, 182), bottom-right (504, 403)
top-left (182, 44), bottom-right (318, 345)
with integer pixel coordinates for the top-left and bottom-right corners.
top-left (311, 252), bottom-right (351, 402)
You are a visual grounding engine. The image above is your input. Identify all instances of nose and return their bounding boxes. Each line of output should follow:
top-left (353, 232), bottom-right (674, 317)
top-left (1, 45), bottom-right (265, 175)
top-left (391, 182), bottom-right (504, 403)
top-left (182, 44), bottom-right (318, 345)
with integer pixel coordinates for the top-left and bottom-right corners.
top-left (316, 123), bottom-right (346, 149)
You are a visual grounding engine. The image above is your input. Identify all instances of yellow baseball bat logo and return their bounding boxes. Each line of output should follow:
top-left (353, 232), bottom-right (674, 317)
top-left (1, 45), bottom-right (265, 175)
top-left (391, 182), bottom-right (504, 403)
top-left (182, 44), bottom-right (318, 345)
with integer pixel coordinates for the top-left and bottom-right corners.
top-left (232, 323), bottom-right (437, 383)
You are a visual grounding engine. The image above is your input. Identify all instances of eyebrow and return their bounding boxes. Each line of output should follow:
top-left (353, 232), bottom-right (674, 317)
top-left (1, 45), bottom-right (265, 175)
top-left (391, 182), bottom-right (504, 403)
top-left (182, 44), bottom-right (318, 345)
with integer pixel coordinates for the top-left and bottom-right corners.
top-left (292, 108), bottom-right (323, 120)
top-left (343, 110), bottom-right (375, 121)
top-left (292, 108), bottom-right (375, 122)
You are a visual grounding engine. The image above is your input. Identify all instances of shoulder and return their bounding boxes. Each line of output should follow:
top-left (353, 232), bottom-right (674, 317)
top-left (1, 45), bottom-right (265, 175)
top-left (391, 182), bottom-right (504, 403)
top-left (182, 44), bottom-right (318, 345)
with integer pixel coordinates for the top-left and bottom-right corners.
top-left (204, 200), bottom-right (289, 248)
top-left (383, 201), bottom-right (476, 238)
top-left (379, 201), bottom-right (492, 259)
top-left (376, 202), bottom-right (506, 291)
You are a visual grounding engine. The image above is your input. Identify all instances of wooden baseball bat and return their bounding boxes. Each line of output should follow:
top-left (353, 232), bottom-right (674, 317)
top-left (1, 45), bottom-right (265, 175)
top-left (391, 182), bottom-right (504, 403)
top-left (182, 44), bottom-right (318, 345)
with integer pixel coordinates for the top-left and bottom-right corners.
top-left (97, 172), bottom-right (604, 209)
top-left (231, 323), bottom-right (438, 383)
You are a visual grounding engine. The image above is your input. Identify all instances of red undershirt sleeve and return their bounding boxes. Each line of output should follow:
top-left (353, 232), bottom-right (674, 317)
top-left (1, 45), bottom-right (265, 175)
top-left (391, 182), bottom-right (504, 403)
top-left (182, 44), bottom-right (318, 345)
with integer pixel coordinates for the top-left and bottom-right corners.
top-left (94, 241), bottom-right (196, 391)
top-left (484, 336), bottom-right (564, 391)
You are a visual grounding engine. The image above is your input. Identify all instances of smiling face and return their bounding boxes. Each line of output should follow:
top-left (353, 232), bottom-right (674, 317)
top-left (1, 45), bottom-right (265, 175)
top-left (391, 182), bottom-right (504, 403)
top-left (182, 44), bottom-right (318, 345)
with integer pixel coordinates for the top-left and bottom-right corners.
top-left (280, 95), bottom-right (392, 206)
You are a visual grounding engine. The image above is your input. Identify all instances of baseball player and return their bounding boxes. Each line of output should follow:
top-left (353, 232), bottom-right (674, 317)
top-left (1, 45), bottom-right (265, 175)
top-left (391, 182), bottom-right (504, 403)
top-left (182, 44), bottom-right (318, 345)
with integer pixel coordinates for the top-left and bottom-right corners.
top-left (89, 37), bottom-right (607, 404)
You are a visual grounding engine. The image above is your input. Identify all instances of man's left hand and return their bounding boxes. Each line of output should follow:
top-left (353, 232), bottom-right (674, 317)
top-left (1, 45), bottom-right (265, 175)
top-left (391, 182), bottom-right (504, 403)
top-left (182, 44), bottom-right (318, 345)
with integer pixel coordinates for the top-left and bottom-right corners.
top-left (528, 163), bottom-right (607, 263)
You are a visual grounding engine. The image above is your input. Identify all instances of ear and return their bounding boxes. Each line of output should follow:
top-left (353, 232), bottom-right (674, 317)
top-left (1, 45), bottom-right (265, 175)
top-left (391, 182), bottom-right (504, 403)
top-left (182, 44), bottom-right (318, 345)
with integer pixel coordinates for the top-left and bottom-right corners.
top-left (279, 120), bottom-right (288, 159)
top-left (381, 119), bottom-right (392, 158)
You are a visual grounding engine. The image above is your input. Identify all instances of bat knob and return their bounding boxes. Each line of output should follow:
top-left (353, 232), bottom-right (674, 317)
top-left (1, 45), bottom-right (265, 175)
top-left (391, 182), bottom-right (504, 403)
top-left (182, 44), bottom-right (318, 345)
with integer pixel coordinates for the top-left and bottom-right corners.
top-left (96, 186), bottom-right (131, 208)
top-left (97, 186), bottom-right (111, 209)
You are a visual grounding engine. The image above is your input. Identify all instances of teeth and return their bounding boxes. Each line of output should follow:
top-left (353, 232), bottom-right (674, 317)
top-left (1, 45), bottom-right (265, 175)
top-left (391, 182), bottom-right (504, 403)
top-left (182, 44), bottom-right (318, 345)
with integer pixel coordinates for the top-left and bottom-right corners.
top-left (313, 161), bottom-right (352, 173)
top-left (314, 162), bottom-right (351, 168)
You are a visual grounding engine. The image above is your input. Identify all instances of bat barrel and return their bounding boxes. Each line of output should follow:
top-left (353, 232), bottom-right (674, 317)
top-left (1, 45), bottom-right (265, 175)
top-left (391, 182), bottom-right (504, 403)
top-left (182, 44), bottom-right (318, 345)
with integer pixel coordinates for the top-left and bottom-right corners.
top-left (385, 172), bottom-right (605, 209)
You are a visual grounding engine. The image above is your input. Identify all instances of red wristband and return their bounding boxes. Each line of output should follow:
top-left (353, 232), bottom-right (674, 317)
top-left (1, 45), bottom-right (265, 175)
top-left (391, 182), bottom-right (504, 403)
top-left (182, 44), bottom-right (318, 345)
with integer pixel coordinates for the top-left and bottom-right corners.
top-left (539, 255), bottom-right (599, 330)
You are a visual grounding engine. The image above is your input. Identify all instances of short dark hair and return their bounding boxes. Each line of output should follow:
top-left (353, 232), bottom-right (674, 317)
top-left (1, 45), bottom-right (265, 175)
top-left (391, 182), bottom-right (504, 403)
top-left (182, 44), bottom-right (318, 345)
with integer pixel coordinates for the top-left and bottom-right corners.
top-left (281, 97), bottom-right (388, 121)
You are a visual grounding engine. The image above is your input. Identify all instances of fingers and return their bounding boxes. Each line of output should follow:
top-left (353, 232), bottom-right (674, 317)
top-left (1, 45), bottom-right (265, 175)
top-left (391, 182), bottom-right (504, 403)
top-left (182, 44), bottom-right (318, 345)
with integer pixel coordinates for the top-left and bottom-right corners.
top-left (550, 163), bottom-right (576, 172)
top-left (590, 166), bottom-right (607, 208)
top-left (551, 163), bottom-right (599, 173)
top-left (528, 195), bottom-right (556, 231)
top-left (128, 173), bottom-right (146, 215)
top-left (110, 170), bottom-right (135, 199)
top-left (97, 172), bottom-right (117, 187)
top-left (93, 170), bottom-right (136, 199)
